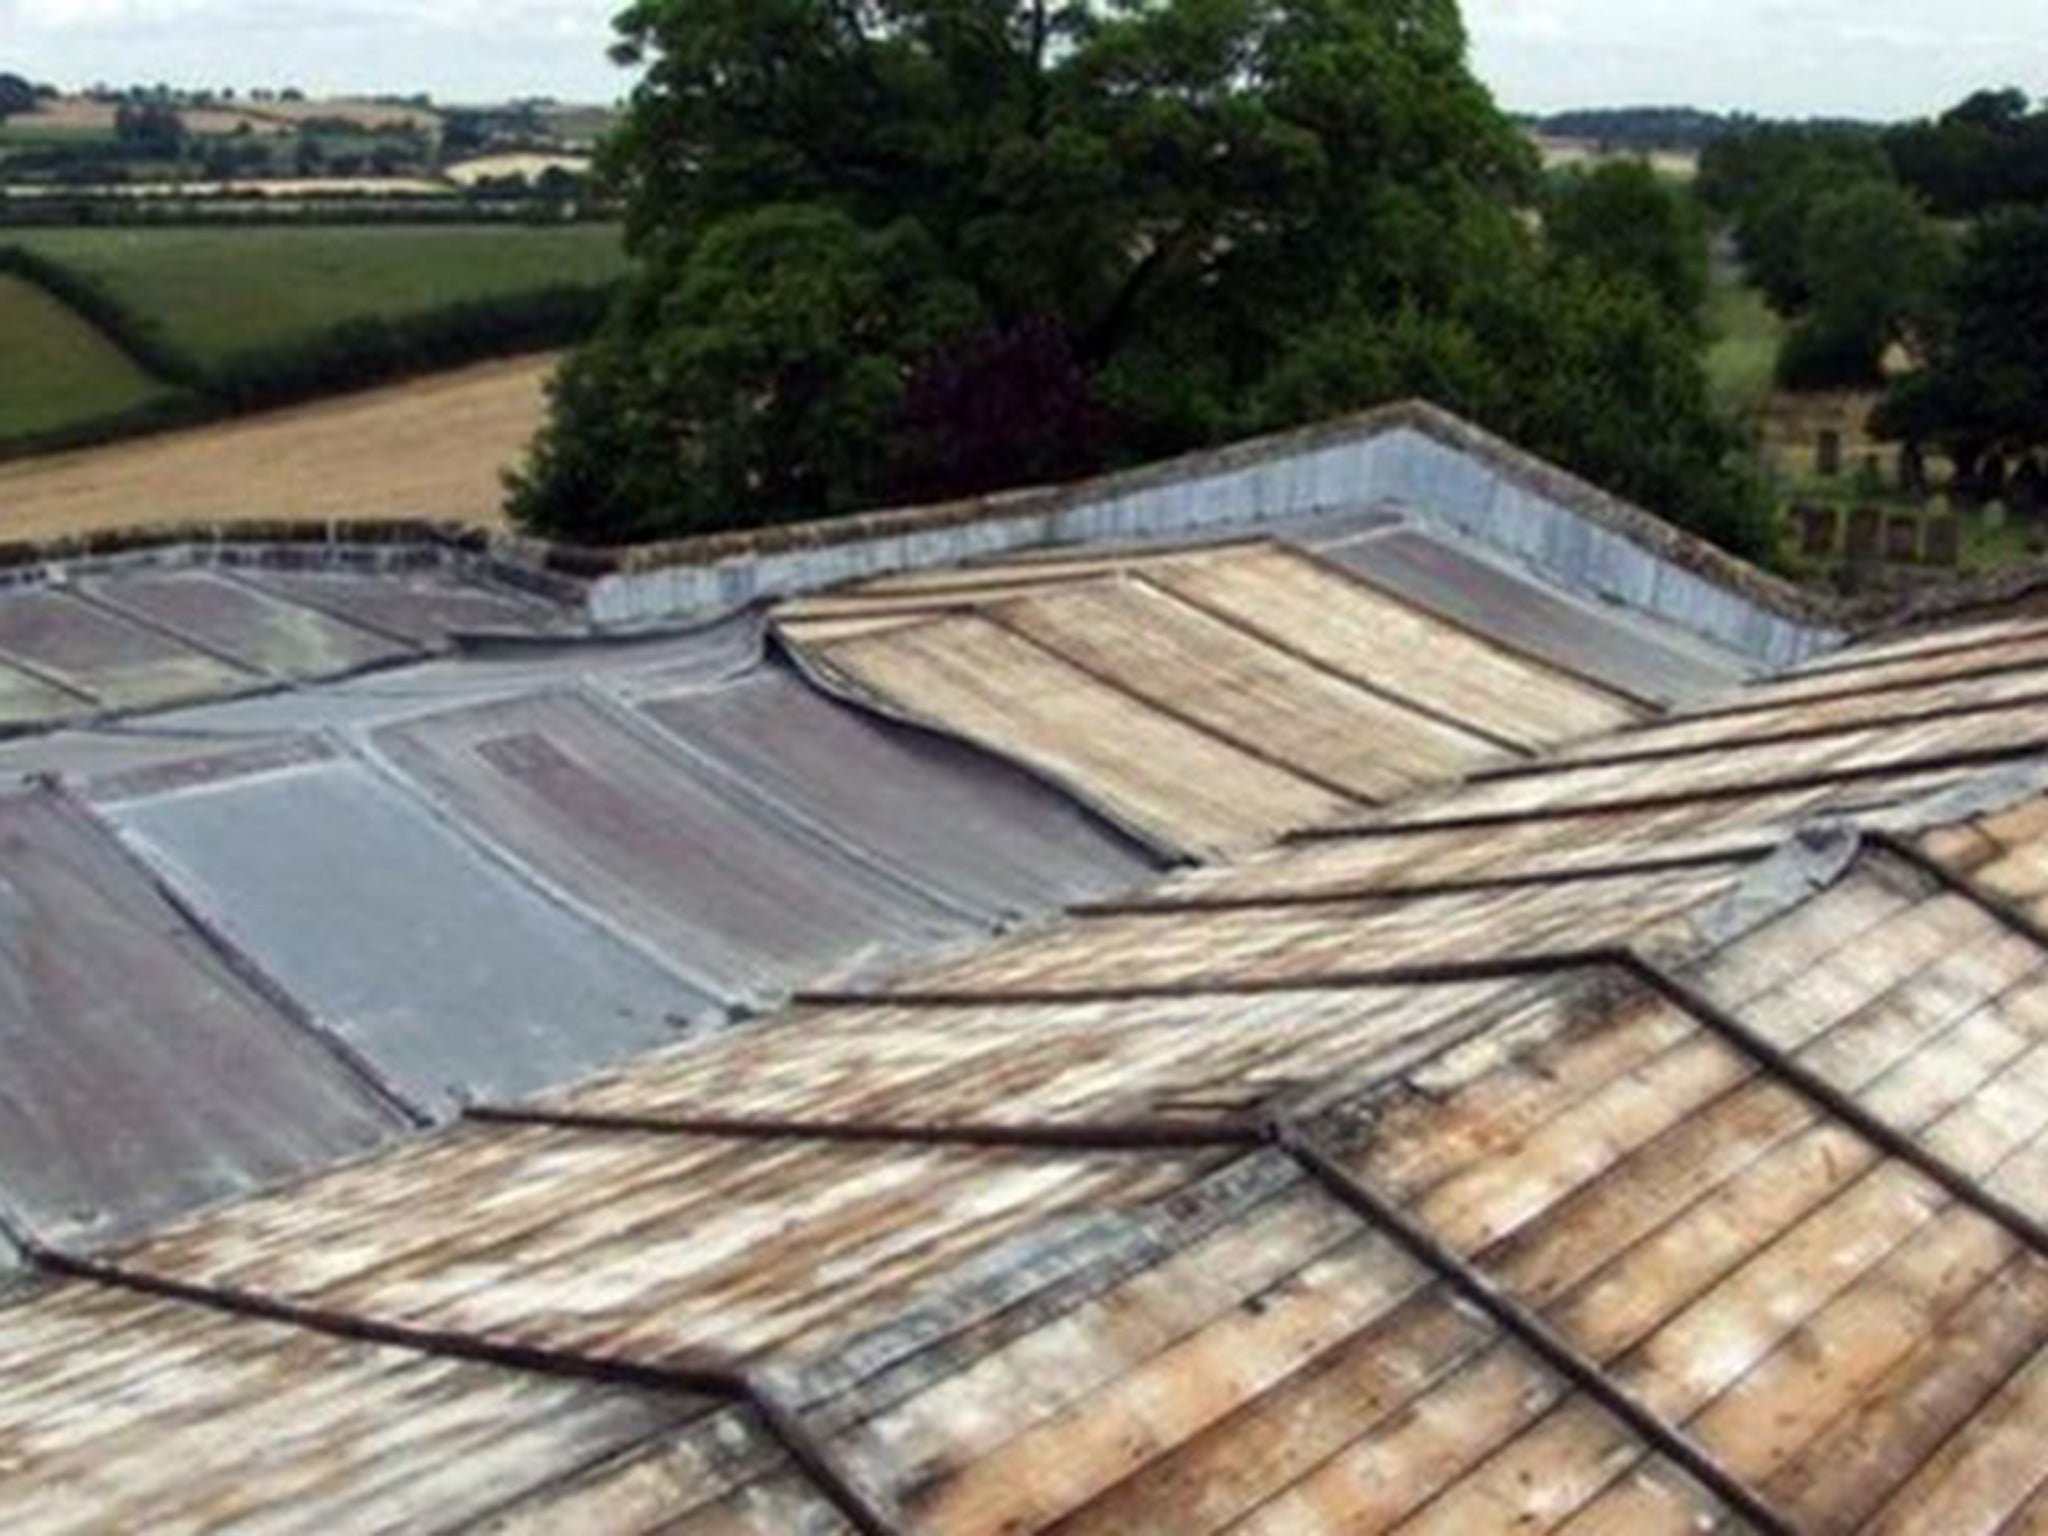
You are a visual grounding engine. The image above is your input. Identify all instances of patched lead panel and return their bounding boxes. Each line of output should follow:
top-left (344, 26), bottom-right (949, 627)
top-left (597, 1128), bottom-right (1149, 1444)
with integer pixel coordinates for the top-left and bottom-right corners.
top-left (370, 690), bottom-right (978, 1002)
top-left (0, 787), bottom-right (404, 1249)
top-left (97, 748), bottom-right (718, 1116)
top-left (638, 665), bottom-right (1159, 922)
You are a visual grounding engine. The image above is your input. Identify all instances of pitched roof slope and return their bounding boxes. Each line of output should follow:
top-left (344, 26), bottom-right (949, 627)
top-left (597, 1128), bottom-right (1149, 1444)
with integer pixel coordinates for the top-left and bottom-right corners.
top-left (9, 530), bottom-right (2048, 1531)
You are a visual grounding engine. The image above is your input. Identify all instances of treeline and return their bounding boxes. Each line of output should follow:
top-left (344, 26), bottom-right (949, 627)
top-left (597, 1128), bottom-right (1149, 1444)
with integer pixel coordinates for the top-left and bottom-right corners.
top-left (0, 243), bottom-right (616, 456)
top-left (1700, 90), bottom-right (2048, 485)
top-left (1524, 107), bottom-right (1750, 153)
top-left (0, 198), bottom-right (610, 231)
top-left (1886, 90), bottom-right (2048, 215)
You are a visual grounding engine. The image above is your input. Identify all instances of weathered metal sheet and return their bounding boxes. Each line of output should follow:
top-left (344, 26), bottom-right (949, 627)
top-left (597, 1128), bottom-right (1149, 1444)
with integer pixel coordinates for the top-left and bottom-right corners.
top-left (450, 1407), bottom-right (852, 1534)
top-left (370, 690), bottom-right (977, 1001)
top-left (97, 748), bottom-right (719, 1116)
top-left (562, 978), bottom-right (1538, 1129)
top-left (0, 660), bottom-right (86, 732)
top-left (884, 862), bottom-right (1736, 995)
top-left (0, 787), bottom-right (403, 1249)
top-left (345, 609), bottom-right (764, 700)
top-left (82, 569), bottom-right (412, 680)
top-left (1923, 790), bottom-right (2048, 925)
top-left (638, 665), bottom-right (1160, 920)
top-left (817, 1172), bottom-right (1735, 1534)
top-left (1323, 527), bottom-right (1754, 705)
top-left (992, 576), bottom-right (1508, 794)
top-left (1686, 853), bottom-right (2048, 1232)
top-left (801, 611), bottom-right (1353, 858)
top-left (241, 566), bottom-right (578, 646)
top-left (1321, 975), bottom-right (2048, 1533)
top-left (0, 589), bottom-right (253, 713)
top-left (117, 1124), bottom-right (1237, 1371)
top-left (0, 728), bottom-right (253, 785)
top-left (1147, 543), bottom-right (1644, 745)
top-left (0, 1280), bottom-right (718, 1535)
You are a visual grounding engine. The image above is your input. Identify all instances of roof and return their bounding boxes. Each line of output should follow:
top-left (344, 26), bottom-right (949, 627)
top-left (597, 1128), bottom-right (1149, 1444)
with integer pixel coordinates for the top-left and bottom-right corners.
top-left (6, 408), bottom-right (2048, 1531)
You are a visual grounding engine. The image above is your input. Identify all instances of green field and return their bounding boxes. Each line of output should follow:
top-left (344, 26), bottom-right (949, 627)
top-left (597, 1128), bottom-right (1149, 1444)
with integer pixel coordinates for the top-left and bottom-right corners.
top-left (0, 273), bottom-right (180, 441)
top-left (7, 223), bottom-right (628, 369)
top-left (1704, 255), bottom-right (1785, 419)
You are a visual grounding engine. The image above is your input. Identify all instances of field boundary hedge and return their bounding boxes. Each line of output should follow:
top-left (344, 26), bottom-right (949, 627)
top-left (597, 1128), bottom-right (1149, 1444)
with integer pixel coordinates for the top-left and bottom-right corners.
top-left (0, 240), bottom-right (620, 460)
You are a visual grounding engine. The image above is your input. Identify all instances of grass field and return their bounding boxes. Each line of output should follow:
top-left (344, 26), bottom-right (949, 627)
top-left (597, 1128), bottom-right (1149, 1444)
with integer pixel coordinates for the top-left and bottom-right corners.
top-left (5, 223), bottom-right (628, 370)
top-left (0, 352), bottom-right (551, 538)
top-left (1704, 253), bottom-right (1786, 419)
top-left (0, 273), bottom-right (180, 440)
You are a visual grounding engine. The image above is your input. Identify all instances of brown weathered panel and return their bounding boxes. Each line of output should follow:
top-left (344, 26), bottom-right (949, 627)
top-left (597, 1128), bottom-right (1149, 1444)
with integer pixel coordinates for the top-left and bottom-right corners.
top-left (0, 1279), bottom-right (713, 1535)
top-left (991, 576), bottom-right (1505, 793)
top-left (115, 1125), bottom-right (1238, 1370)
top-left (804, 611), bottom-right (1351, 857)
top-left (1150, 542), bottom-right (1643, 744)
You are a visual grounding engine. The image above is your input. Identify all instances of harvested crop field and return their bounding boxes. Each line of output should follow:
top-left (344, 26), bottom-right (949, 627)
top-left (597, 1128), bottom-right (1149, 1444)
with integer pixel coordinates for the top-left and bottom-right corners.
top-left (0, 353), bottom-right (554, 538)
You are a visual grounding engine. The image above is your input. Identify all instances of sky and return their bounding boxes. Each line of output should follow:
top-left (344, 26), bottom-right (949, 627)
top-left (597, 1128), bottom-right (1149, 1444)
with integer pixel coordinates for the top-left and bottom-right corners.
top-left (3, 0), bottom-right (2045, 119)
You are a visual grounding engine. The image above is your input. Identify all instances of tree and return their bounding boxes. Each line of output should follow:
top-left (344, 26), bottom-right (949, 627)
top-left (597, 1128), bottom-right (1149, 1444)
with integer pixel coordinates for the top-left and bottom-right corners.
top-left (1885, 89), bottom-right (2048, 215)
top-left (1776, 180), bottom-right (1954, 388)
top-left (1544, 160), bottom-right (1708, 322)
top-left (1876, 207), bottom-right (2048, 471)
top-left (114, 102), bottom-right (185, 155)
top-left (0, 72), bottom-right (38, 124)
top-left (516, 0), bottom-right (1764, 556)
top-left (1697, 123), bottom-right (1890, 311)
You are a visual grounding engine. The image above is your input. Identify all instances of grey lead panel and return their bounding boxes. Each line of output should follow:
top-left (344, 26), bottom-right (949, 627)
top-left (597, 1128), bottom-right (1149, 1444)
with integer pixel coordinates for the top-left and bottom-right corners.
top-left (103, 754), bottom-right (720, 1115)
top-left (0, 788), bottom-right (404, 1249)
top-left (82, 570), bottom-right (412, 680)
top-left (0, 589), bottom-right (253, 714)
top-left (372, 691), bottom-right (978, 1003)
top-left (1319, 528), bottom-right (1752, 706)
top-left (639, 665), bottom-right (1160, 921)
top-left (240, 567), bottom-right (577, 646)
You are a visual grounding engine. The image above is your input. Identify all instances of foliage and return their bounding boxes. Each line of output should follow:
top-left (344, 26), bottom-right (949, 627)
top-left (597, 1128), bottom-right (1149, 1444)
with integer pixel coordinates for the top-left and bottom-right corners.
top-left (1875, 207), bottom-right (2048, 463)
top-left (1524, 106), bottom-right (1745, 153)
top-left (517, 0), bottom-right (1763, 558)
top-left (0, 73), bottom-right (34, 123)
top-left (1775, 179), bottom-right (1954, 389)
top-left (1545, 160), bottom-right (1708, 322)
top-left (1885, 89), bottom-right (2048, 216)
top-left (1696, 123), bottom-right (1890, 311)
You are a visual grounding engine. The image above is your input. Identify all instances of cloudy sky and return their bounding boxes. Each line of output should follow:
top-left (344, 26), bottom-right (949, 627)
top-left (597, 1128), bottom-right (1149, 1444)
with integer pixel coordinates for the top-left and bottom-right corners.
top-left (4, 0), bottom-right (2044, 118)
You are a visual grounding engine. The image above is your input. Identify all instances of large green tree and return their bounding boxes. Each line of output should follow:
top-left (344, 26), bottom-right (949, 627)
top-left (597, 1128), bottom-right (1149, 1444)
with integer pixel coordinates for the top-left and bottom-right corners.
top-left (1543, 159), bottom-right (1709, 323)
top-left (515, 0), bottom-right (1764, 556)
top-left (1776, 179), bottom-right (1954, 389)
top-left (1876, 207), bottom-right (2048, 469)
